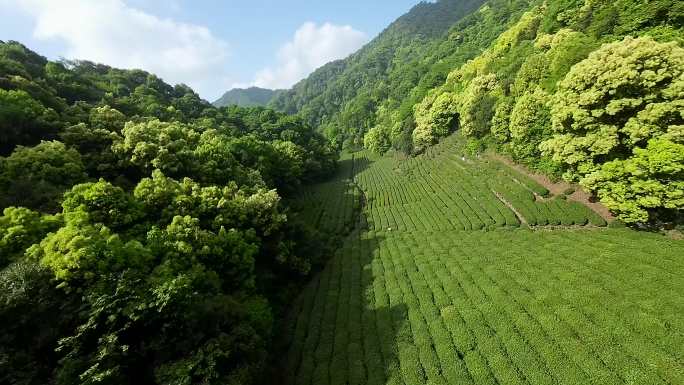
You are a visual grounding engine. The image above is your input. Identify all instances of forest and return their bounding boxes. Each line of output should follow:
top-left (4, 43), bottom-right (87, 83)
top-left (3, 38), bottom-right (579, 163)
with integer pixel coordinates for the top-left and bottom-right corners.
top-left (0, 40), bottom-right (337, 384)
top-left (1, 0), bottom-right (683, 384)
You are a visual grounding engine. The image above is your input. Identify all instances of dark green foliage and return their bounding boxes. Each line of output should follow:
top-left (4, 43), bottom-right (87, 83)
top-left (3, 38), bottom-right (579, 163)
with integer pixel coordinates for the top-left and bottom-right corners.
top-left (0, 141), bottom-right (88, 212)
top-left (0, 260), bottom-right (79, 385)
top-left (0, 89), bottom-right (60, 155)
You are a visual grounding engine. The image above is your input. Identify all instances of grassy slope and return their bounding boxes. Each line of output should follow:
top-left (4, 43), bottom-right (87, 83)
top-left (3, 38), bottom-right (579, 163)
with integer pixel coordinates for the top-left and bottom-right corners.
top-left (278, 136), bottom-right (684, 385)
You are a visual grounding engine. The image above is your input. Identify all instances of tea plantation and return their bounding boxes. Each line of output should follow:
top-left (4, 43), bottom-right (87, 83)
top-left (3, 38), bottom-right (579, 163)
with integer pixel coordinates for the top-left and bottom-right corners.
top-left (283, 136), bottom-right (684, 385)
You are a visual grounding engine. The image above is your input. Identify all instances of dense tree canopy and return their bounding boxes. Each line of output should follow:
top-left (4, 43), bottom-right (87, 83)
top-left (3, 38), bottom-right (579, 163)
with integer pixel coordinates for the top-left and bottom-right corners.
top-left (0, 40), bottom-right (336, 385)
top-left (0, 140), bottom-right (88, 211)
top-left (541, 36), bottom-right (684, 223)
top-left (541, 37), bottom-right (683, 179)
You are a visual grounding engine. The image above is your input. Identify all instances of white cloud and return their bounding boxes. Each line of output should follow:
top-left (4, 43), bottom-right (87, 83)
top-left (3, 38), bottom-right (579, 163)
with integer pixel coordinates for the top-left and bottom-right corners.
top-left (251, 22), bottom-right (368, 90)
top-left (10, 0), bottom-right (232, 100)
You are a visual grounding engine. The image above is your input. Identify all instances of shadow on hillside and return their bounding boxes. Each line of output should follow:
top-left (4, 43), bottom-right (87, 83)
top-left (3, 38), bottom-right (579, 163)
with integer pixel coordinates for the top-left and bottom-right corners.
top-left (334, 153), bottom-right (372, 181)
top-left (269, 149), bottom-right (411, 384)
top-left (271, 226), bottom-right (409, 385)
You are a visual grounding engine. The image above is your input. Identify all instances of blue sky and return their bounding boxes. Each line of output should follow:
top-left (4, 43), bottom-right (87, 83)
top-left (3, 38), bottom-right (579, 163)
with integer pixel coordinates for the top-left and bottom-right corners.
top-left (0, 0), bottom-right (421, 100)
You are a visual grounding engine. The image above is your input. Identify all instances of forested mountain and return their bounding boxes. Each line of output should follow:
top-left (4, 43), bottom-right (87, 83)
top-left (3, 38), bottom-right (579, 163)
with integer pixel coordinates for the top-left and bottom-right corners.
top-left (269, 0), bottom-right (487, 148)
top-left (0, 40), bottom-right (336, 385)
top-left (213, 86), bottom-right (281, 108)
top-left (272, 0), bottom-right (684, 226)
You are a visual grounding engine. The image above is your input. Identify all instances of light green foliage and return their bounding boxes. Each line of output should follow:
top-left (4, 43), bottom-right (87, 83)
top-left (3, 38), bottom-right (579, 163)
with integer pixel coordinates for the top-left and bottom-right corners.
top-left (582, 138), bottom-right (684, 223)
top-left (491, 97), bottom-right (514, 142)
top-left (365, 104), bottom-right (404, 154)
top-left (30, 219), bottom-right (150, 283)
top-left (540, 36), bottom-right (683, 221)
top-left (194, 129), bottom-right (254, 186)
top-left (536, 29), bottom-right (595, 89)
top-left (364, 125), bottom-right (392, 154)
top-left (448, 8), bottom-right (543, 86)
top-left (0, 207), bottom-right (62, 268)
top-left (412, 91), bottom-right (460, 149)
top-left (509, 88), bottom-right (552, 161)
top-left (459, 74), bottom-right (500, 138)
top-left (134, 170), bottom-right (286, 242)
top-left (511, 53), bottom-right (549, 96)
top-left (0, 141), bottom-right (88, 211)
top-left (412, 9), bottom-right (546, 147)
top-left (89, 105), bottom-right (126, 132)
top-left (61, 179), bottom-right (143, 231)
top-left (113, 119), bottom-right (201, 176)
top-left (147, 214), bottom-right (258, 291)
top-left (541, 37), bottom-right (684, 179)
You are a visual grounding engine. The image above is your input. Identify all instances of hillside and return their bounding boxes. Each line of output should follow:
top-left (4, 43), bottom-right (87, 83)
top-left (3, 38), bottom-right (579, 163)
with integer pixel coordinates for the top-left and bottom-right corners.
top-left (272, 0), bottom-right (684, 226)
top-left (269, 0), bottom-right (487, 147)
top-left (278, 135), bottom-right (684, 385)
top-left (213, 86), bottom-right (281, 107)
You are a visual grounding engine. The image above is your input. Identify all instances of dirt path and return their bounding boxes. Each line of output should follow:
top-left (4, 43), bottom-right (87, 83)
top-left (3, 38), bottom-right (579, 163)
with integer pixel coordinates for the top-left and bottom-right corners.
top-left (488, 153), bottom-right (614, 222)
top-left (493, 191), bottom-right (528, 225)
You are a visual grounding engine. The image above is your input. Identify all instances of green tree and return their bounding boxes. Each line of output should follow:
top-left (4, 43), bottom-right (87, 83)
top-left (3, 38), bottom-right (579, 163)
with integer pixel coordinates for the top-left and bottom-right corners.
top-left (112, 119), bottom-right (201, 177)
top-left (0, 207), bottom-right (62, 268)
top-left (509, 88), bottom-right (552, 161)
top-left (0, 141), bottom-right (88, 211)
top-left (30, 218), bottom-right (150, 283)
top-left (540, 36), bottom-right (684, 222)
top-left (581, 138), bottom-right (684, 223)
top-left (541, 37), bottom-right (684, 180)
top-left (0, 89), bottom-right (59, 155)
top-left (364, 125), bottom-right (392, 154)
top-left (0, 260), bottom-right (78, 385)
top-left (459, 74), bottom-right (500, 138)
top-left (413, 91), bottom-right (460, 150)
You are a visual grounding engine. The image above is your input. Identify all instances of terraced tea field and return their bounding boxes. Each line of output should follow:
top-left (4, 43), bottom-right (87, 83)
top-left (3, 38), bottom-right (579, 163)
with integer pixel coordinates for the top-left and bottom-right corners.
top-left (282, 136), bottom-right (684, 385)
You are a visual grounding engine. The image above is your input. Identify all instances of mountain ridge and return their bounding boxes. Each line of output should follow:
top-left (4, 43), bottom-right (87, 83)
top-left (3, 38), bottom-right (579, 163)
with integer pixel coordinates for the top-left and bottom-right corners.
top-left (213, 86), bottom-right (282, 107)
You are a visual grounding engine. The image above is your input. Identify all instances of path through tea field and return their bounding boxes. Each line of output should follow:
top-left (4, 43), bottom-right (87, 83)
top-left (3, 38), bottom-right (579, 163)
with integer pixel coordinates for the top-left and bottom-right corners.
top-left (281, 136), bottom-right (684, 385)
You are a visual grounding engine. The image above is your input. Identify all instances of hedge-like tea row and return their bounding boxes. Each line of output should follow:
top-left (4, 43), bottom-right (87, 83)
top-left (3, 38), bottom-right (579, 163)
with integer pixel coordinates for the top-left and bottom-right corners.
top-left (278, 137), bottom-right (680, 385)
top-left (281, 229), bottom-right (684, 385)
top-left (349, 136), bottom-right (605, 231)
top-left (293, 153), bottom-right (362, 235)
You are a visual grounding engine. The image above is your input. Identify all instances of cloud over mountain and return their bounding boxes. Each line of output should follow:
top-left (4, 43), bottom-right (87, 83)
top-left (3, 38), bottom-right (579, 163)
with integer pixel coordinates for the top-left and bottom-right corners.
top-left (252, 22), bottom-right (368, 89)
